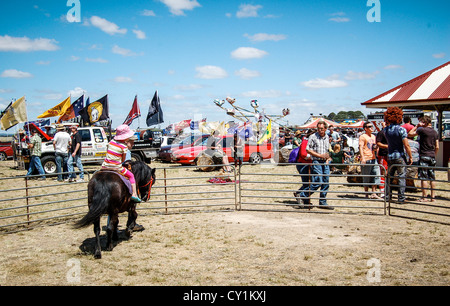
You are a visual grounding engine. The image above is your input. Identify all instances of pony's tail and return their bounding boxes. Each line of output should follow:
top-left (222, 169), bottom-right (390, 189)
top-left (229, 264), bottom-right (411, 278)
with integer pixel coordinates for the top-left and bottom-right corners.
top-left (74, 180), bottom-right (110, 229)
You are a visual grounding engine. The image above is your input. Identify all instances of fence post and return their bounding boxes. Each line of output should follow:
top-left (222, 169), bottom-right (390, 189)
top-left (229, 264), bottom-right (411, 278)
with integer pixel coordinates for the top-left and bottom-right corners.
top-left (164, 168), bottom-right (168, 214)
top-left (25, 177), bottom-right (30, 227)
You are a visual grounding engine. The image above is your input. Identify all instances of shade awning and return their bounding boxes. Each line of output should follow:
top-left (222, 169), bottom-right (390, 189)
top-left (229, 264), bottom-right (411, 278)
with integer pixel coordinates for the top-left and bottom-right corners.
top-left (361, 61), bottom-right (450, 111)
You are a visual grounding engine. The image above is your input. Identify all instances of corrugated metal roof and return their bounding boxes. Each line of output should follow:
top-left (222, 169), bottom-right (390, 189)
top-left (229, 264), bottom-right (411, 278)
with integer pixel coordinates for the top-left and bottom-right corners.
top-left (362, 61), bottom-right (450, 106)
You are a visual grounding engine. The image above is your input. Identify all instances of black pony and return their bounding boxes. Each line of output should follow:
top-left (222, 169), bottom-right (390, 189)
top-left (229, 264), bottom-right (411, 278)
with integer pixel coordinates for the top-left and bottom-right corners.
top-left (75, 161), bottom-right (156, 259)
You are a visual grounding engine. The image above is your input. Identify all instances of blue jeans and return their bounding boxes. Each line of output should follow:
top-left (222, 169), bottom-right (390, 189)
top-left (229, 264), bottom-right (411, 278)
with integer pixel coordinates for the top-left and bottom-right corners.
top-left (67, 154), bottom-right (84, 179)
top-left (296, 164), bottom-right (311, 204)
top-left (27, 155), bottom-right (46, 178)
top-left (387, 157), bottom-right (406, 201)
top-left (55, 152), bottom-right (68, 181)
top-left (308, 160), bottom-right (329, 205)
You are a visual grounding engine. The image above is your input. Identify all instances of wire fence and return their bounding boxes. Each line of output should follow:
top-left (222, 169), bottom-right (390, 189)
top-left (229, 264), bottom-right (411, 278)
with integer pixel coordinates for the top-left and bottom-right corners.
top-left (0, 161), bottom-right (449, 233)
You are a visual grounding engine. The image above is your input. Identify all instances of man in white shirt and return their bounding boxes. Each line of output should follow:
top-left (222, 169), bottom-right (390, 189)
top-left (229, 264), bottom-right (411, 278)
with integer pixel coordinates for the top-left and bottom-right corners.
top-left (53, 124), bottom-right (71, 182)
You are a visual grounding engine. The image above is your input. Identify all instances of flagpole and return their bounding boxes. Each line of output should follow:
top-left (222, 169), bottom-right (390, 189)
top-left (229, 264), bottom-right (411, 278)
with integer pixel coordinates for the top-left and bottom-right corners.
top-left (137, 94), bottom-right (140, 129)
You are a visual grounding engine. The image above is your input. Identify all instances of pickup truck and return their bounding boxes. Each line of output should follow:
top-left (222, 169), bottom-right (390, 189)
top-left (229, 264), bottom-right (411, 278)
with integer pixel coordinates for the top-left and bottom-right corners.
top-left (128, 129), bottom-right (166, 162)
top-left (15, 124), bottom-right (109, 174)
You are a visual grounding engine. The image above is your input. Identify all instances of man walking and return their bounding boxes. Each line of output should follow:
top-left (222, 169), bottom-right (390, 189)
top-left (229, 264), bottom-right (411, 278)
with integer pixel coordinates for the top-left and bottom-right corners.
top-left (305, 120), bottom-right (334, 209)
top-left (53, 124), bottom-right (71, 182)
top-left (67, 125), bottom-right (84, 182)
top-left (26, 129), bottom-right (46, 180)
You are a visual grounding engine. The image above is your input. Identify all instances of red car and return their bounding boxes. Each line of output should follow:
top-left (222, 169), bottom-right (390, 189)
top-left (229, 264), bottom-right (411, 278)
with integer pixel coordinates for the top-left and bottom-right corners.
top-left (172, 135), bottom-right (273, 165)
top-left (0, 145), bottom-right (13, 161)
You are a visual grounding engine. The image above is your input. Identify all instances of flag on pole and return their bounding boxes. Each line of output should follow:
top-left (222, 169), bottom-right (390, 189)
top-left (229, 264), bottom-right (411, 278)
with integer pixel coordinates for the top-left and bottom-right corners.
top-left (123, 95), bottom-right (141, 126)
top-left (79, 95), bottom-right (109, 125)
top-left (37, 96), bottom-right (71, 118)
top-left (257, 120), bottom-right (272, 144)
top-left (0, 96), bottom-right (28, 131)
top-left (146, 91), bottom-right (164, 127)
top-left (57, 95), bottom-right (84, 123)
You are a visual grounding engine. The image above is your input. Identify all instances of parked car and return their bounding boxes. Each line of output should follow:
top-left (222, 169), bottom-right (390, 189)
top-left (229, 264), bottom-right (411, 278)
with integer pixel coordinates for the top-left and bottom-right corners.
top-left (172, 135), bottom-right (273, 165)
top-left (158, 134), bottom-right (208, 162)
top-left (0, 145), bottom-right (13, 161)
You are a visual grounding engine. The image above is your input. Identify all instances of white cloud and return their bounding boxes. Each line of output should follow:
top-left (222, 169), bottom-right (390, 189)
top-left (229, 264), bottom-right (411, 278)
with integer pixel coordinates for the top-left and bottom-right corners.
top-left (43, 93), bottom-right (63, 100)
top-left (329, 12), bottom-right (350, 22)
top-left (70, 55), bottom-right (80, 61)
top-left (114, 76), bottom-right (133, 83)
top-left (90, 16), bottom-right (127, 35)
top-left (235, 68), bottom-right (261, 80)
top-left (344, 70), bottom-right (379, 80)
top-left (231, 47), bottom-right (268, 60)
top-left (68, 87), bottom-right (86, 97)
top-left (174, 84), bottom-right (205, 91)
top-left (384, 64), bottom-right (403, 70)
top-left (133, 29), bottom-right (147, 40)
top-left (195, 65), bottom-right (228, 79)
top-left (0, 35), bottom-right (59, 52)
top-left (301, 75), bottom-right (348, 89)
top-left (236, 4), bottom-right (262, 18)
top-left (112, 45), bottom-right (139, 57)
top-left (1, 69), bottom-right (33, 78)
top-left (244, 33), bottom-right (287, 42)
top-left (141, 9), bottom-right (156, 16)
top-left (329, 17), bottom-right (350, 22)
top-left (85, 58), bottom-right (108, 63)
top-left (159, 0), bottom-right (201, 16)
top-left (433, 52), bottom-right (446, 59)
top-left (241, 89), bottom-right (283, 98)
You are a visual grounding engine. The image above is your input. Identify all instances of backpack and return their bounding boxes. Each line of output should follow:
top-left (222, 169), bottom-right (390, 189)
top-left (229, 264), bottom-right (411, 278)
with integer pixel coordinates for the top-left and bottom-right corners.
top-left (288, 147), bottom-right (300, 163)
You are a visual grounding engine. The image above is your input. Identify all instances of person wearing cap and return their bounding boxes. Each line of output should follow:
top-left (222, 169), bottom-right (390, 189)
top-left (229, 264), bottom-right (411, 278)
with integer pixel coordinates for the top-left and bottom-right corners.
top-left (293, 130), bottom-right (302, 149)
top-left (67, 125), bottom-right (84, 182)
top-left (53, 124), bottom-right (71, 182)
top-left (102, 124), bottom-right (141, 203)
top-left (26, 128), bottom-right (46, 180)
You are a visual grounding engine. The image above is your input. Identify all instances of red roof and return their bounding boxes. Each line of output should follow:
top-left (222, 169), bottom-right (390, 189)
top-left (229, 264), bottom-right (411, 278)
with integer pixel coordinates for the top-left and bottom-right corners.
top-left (362, 61), bottom-right (450, 110)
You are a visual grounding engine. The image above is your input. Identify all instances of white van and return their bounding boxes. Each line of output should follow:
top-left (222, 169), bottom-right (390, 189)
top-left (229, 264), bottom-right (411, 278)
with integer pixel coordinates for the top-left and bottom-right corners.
top-left (40, 126), bottom-right (109, 174)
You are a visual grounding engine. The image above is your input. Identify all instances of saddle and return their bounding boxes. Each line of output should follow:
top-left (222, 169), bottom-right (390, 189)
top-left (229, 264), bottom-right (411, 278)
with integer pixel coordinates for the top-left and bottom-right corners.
top-left (98, 169), bottom-right (133, 195)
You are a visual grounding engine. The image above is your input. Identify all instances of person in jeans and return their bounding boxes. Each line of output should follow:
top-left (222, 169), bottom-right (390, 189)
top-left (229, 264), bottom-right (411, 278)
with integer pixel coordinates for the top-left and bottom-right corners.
top-left (53, 124), bottom-right (71, 182)
top-left (26, 128), bottom-right (46, 180)
top-left (383, 107), bottom-right (413, 203)
top-left (295, 129), bottom-right (314, 208)
top-left (408, 115), bottom-right (439, 202)
top-left (67, 125), bottom-right (84, 182)
top-left (359, 122), bottom-right (382, 199)
top-left (305, 121), bottom-right (334, 210)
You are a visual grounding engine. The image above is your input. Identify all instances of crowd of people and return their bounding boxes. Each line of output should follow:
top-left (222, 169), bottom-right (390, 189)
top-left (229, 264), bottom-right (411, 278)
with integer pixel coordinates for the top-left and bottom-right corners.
top-left (292, 107), bottom-right (440, 209)
top-left (22, 106), bottom-right (440, 208)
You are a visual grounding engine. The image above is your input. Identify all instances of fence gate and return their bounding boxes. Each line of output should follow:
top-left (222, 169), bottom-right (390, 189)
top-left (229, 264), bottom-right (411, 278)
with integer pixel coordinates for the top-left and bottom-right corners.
top-left (386, 164), bottom-right (450, 225)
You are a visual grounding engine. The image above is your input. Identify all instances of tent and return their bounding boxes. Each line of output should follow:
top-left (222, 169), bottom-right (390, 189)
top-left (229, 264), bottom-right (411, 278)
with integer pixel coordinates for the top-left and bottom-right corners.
top-left (299, 118), bottom-right (342, 129)
top-left (361, 61), bottom-right (450, 166)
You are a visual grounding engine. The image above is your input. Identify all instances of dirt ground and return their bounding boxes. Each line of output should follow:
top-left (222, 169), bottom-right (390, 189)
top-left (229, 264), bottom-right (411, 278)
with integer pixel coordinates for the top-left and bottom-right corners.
top-left (0, 160), bottom-right (449, 286)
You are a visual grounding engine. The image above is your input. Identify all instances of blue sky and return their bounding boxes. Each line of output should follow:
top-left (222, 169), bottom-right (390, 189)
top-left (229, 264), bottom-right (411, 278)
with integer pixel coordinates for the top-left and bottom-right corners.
top-left (0, 0), bottom-right (449, 130)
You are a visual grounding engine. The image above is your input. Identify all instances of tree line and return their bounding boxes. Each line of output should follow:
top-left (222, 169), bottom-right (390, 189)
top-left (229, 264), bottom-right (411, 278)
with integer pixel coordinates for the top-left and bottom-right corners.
top-left (327, 111), bottom-right (366, 122)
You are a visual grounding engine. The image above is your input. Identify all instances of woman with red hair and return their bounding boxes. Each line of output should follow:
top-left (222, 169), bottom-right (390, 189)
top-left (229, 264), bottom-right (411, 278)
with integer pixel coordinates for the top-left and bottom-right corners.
top-left (383, 107), bottom-right (413, 203)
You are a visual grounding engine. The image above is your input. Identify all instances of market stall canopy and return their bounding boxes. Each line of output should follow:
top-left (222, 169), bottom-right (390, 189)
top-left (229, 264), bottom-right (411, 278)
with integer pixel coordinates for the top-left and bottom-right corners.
top-left (361, 61), bottom-right (450, 111)
top-left (299, 118), bottom-right (343, 129)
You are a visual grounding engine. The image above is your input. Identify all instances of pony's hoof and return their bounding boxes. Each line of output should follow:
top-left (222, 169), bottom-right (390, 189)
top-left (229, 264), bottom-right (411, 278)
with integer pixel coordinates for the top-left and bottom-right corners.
top-left (125, 229), bottom-right (132, 239)
top-left (94, 252), bottom-right (102, 259)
